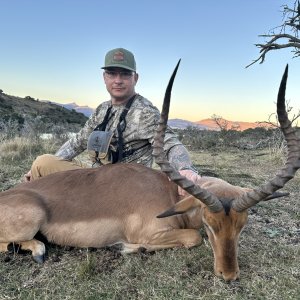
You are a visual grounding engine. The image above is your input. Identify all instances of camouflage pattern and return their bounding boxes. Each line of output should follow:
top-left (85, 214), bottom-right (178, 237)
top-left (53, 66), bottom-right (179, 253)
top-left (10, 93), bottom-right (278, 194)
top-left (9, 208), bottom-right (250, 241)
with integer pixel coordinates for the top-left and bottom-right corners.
top-left (55, 94), bottom-right (193, 170)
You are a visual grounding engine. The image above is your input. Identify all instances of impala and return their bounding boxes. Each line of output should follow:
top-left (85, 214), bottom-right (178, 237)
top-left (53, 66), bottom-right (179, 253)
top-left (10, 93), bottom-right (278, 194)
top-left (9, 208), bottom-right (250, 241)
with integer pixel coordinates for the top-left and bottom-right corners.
top-left (0, 62), bottom-right (298, 281)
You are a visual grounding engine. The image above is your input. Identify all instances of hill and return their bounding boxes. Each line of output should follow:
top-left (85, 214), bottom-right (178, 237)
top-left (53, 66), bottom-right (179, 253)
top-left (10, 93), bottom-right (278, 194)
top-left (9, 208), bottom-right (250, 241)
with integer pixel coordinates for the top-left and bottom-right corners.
top-left (0, 92), bottom-right (88, 129)
top-left (167, 118), bottom-right (209, 130)
top-left (52, 102), bottom-right (95, 117)
top-left (196, 118), bottom-right (273, 131)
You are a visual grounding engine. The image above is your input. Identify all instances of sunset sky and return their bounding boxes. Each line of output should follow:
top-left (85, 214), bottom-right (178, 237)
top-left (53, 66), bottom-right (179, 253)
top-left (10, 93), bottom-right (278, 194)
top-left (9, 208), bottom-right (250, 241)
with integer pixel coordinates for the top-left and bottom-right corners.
top-left (1, 0), bottom-right (299, 122)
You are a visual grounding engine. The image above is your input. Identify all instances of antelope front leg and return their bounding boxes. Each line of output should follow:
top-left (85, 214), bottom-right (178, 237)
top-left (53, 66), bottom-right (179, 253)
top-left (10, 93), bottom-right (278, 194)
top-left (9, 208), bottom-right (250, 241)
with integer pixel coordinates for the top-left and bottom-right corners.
top-left (0, 242), bottom-right (9, 252)
top-left (121, 229), bottom-right (202, 253)
top-left (148, 228), bottom-right (202, 249)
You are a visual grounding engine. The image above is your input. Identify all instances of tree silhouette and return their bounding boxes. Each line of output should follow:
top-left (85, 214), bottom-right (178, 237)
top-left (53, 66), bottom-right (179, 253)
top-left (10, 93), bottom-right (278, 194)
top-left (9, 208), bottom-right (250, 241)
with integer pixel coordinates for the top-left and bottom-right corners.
top-left (246, 1), bottom-right (300, 68)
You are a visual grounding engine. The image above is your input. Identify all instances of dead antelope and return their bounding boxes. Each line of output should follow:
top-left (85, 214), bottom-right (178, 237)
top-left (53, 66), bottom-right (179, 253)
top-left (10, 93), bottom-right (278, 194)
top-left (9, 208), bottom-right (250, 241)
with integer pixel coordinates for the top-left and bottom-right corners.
top-left (0, 63), bottom-right (299, 282)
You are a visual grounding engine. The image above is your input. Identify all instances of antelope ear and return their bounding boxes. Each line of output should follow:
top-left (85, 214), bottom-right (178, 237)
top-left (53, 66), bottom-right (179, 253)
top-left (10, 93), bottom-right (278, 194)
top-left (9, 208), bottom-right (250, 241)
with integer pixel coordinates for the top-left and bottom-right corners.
top-left (157, 195), bottom-right (202, 218)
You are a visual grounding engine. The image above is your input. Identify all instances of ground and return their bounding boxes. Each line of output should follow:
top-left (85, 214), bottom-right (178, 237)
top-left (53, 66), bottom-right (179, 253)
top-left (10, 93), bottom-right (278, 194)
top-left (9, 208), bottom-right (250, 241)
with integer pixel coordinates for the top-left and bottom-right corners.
top-left (0, 148), bottom-right (299, 299)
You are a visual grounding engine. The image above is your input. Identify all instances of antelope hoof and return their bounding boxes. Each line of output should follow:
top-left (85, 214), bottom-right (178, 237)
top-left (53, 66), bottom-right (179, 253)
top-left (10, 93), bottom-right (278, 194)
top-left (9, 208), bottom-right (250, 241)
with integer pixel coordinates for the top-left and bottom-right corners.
top-left (33, 254), bottom-right (45, 264)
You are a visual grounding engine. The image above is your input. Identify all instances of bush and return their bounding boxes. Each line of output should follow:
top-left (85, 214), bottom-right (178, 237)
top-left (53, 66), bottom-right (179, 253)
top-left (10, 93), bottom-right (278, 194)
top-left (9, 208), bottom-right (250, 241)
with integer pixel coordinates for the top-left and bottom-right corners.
top-left (21, 116), bottom-right (51, 139)
top-left (0, 119), bottom-right (19, 142)
top-left (175, 126), bottom-right (284, 151)
top-left (24, 96), bottom-right (35, 101)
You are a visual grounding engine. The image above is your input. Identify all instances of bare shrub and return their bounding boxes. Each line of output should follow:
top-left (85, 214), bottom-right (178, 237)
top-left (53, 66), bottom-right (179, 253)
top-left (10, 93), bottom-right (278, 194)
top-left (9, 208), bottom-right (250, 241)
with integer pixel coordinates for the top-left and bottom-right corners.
top-left (50, 124), bottom-right (75, 144)
top-left (0, 119), bottom-right (19, 142)
top-left (267, 128), bottom-right (287, 163)
top-left (21, 116), bottom-right (51, 140)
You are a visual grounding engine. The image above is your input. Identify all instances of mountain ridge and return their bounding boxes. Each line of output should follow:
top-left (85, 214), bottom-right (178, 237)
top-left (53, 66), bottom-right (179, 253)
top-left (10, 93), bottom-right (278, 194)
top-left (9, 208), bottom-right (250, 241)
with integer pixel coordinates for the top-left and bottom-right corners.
top-left (50, 102), bottom-right (95, 117)
top-left (0, 91), bottom-right (271, 131)
top-left (54, 103), bottom-right (269, 131)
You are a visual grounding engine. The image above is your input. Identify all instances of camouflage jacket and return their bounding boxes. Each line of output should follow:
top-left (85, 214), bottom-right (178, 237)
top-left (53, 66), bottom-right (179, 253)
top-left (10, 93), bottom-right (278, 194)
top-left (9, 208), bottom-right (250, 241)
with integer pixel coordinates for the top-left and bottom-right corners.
top-left (55, 94), bottom-right (193, 170)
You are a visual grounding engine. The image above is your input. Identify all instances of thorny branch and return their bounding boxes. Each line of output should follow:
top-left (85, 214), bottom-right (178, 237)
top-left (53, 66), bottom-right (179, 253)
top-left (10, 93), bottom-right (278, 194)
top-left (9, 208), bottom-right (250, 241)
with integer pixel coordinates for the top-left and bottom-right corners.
top-left (246, 1), bottom-right (300, 68)
top-left (258, 100), bottom-right (300, 127)
top-left (211, 114), bottom-right (228, 131)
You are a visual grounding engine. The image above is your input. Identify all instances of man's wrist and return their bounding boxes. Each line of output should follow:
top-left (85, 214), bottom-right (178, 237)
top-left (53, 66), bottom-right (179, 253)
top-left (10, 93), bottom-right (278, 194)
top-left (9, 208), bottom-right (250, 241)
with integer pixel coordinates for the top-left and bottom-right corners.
top-left (179, 166), bottom-right (199, 174)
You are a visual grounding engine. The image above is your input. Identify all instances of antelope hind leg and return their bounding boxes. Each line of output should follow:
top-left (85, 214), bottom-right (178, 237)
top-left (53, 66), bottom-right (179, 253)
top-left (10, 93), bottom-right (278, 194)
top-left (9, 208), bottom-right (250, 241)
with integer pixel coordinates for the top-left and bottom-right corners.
top-left (121, 229), bottom-right (202, 253)
top-left (0, 240), bottom-right (46, 263)
top-left (0, 192), bottom-right (47, 262)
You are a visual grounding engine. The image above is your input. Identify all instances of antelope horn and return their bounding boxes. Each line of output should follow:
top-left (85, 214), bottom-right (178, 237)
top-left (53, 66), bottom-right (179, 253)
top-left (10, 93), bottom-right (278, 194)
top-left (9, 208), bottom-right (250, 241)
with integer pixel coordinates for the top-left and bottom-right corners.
top-left (232, 65), bottom-right (300, 211)
top-left (152, 60), bottom-right (223, 213)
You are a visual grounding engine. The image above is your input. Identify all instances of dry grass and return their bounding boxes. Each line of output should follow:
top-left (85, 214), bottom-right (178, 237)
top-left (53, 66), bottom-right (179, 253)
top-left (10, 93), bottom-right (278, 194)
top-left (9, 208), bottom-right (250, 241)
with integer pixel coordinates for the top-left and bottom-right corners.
top-left (0, 137), bottom-right (59, 191)
top-left (0, 142), bottom-right (299, 299)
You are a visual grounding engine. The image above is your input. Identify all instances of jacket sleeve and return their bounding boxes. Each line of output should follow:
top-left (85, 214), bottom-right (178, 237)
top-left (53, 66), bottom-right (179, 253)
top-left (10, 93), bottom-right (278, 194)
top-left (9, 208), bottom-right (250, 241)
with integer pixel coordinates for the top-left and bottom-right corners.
top-left (137, 105), bottom-right (195, 171)
top-left (55, 104), bottom-right (104, 160)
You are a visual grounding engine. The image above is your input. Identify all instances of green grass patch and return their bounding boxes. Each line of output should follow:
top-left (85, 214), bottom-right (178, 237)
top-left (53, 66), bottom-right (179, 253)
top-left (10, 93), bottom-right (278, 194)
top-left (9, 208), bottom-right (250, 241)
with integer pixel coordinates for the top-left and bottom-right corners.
top-left (0, 139), bottom-right (299, 299)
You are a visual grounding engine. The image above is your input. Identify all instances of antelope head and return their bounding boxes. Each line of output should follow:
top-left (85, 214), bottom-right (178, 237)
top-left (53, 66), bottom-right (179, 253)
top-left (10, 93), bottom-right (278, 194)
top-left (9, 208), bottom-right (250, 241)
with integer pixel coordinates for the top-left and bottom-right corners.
top-left (153, 61), bottom-right (300, 281)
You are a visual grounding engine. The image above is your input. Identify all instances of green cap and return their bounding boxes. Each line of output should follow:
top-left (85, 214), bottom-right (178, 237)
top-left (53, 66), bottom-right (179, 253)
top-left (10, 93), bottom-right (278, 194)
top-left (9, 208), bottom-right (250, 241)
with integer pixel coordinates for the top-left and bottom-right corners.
top-left (101, 48), bottom-right (136, 72)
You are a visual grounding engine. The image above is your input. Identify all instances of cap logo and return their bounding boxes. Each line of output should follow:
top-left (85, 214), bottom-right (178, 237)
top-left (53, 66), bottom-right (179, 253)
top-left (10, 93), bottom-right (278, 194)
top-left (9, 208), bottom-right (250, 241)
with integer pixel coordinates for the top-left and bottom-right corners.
top-left (113, 51), bottom-right (124, 61)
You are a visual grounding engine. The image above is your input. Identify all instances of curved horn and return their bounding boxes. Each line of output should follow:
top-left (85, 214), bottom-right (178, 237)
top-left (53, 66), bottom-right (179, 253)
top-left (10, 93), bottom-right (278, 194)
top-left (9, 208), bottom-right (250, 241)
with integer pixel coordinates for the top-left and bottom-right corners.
top-left (152, 60), bottom-right (223, 213)
top-left (232, 65), bottom-right (300, 211)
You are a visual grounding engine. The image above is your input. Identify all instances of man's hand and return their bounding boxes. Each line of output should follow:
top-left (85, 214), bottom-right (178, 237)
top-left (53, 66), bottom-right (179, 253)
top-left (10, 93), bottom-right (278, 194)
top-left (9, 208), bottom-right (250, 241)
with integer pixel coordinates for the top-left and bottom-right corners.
top-left (24, 170), bottom-right (32, 182)
top-left (178, 169), bottom-right (200, 196)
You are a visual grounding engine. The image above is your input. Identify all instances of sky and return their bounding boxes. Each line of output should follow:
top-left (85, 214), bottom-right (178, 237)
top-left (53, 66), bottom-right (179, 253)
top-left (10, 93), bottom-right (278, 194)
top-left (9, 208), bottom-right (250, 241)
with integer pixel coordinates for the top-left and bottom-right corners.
top-left (1, 0), bottom-right (299, 122)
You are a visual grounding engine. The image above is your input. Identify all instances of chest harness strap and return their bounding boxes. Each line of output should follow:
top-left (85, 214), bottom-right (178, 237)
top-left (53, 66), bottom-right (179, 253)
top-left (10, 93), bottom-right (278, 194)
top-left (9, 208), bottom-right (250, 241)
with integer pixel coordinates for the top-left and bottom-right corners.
top-left (92, 94), bottom-right (136, 164)
top-left (116, 94), bottom-right (136, 162)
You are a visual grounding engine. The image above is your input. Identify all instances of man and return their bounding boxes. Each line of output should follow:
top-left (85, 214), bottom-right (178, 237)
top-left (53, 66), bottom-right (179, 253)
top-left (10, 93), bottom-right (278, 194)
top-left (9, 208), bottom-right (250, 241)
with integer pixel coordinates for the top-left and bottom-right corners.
top-left (24, 48), bottom-right (197, 189)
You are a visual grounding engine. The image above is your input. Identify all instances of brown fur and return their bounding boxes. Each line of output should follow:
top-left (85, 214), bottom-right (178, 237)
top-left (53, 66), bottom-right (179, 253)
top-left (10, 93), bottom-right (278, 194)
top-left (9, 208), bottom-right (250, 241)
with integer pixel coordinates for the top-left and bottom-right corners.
top-left (161, 176), bottom-right (249, 280)
top-left (0, 164), bottom-right (195, 250)
top-left (0, 162), bottom-right (250, 281)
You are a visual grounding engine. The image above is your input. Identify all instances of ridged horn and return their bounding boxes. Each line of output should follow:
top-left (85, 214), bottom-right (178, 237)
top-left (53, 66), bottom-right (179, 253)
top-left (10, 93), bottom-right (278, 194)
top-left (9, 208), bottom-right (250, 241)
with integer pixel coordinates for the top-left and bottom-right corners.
top-left (152, 60), bottom-right (223, 213)
top-left (232, 65), bottom-right (300, 211)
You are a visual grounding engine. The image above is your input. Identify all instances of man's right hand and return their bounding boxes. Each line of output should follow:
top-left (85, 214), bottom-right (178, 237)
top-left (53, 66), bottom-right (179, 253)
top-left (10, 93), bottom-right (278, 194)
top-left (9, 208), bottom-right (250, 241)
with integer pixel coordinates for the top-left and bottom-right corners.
top-left (24, 170), bottom-right (32, 182)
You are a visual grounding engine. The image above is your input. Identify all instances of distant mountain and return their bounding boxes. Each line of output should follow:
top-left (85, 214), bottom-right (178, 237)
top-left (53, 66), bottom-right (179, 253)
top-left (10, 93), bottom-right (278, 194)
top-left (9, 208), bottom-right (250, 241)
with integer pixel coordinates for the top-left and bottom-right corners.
top-left (168, 118), bottom-right (273, 131)
top-left (52, 102), bottom-right (95, 117)
top-left (196, 118), bottom-right (273, 131)
top-left (167, 118), bottom-right (210, 130)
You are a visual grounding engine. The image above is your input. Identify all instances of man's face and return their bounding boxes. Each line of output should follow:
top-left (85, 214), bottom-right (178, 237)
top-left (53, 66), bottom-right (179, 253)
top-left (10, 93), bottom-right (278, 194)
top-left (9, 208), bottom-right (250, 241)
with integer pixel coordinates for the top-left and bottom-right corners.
top-left (103, 67), bottom-right (139, 104)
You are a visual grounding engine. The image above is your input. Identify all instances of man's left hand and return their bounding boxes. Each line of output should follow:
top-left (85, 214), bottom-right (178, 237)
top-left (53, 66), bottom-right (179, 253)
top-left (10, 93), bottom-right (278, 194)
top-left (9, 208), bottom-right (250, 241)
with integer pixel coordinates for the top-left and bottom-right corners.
top-left (178, 169), bottom-right (201, 196)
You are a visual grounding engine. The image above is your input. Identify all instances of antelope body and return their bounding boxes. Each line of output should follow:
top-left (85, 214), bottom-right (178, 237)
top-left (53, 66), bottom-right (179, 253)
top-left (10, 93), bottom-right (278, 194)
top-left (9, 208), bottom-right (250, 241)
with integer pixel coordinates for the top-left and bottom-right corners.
top-left (0, 164), bottom-right (247, 280)
top-left (0, 63), bottom-right (299, 282)
top-left (0, 164), bottom-right (197, 251)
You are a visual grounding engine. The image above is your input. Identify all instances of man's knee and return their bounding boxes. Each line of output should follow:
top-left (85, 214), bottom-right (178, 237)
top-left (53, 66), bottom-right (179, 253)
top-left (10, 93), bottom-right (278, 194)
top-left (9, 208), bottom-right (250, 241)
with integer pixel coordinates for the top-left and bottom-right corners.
top-left (32, 154), bottom-right (57, 171)
top-left (30, 154), bottom-right (82, 180)
top-left (30, 154), bottom-right (59, 180)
